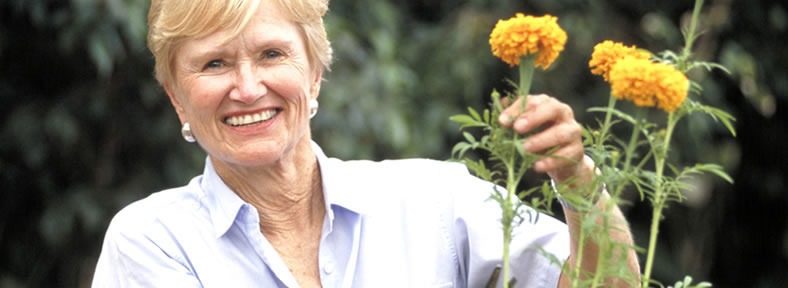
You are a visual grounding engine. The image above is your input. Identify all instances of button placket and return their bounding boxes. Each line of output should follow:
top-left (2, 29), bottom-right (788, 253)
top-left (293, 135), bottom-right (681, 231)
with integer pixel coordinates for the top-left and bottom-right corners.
top-left (319, 225), bottom-right (337, 283)
top-left (323, 260), bottom-right (335, 275)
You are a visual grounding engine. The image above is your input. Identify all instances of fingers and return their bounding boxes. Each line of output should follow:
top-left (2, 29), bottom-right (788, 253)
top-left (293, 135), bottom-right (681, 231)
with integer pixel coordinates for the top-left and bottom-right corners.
top-left (524, 120), bottom-right (582, 155)
top-left (497, 97), bottom-right (516, 127)
top-left (497, 94), bottom-right (586, 182)
top-left (498, 94), bottom-right (574, 132)
top-left (528, 121), bottom-right (583, 172)
top-left (534, 139), bottom-right (585, 181)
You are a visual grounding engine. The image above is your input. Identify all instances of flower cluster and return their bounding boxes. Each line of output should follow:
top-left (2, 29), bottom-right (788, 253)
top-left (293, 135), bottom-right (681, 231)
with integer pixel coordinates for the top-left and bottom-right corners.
top-left (608, 56), bottom-right (689, 112)
top-left (489, 13), bottom-right (567, 68)
top-left (589, 41), bottom-right (651, 81)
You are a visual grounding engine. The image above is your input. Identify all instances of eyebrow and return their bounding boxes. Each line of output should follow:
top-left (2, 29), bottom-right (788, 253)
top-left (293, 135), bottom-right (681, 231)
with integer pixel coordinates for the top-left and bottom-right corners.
top-left (190, 43), bottom-right (232, 60)
top-left (248, 37), bottom-right (296, 51)
top-left (193, 37), bottom-right (296, 57)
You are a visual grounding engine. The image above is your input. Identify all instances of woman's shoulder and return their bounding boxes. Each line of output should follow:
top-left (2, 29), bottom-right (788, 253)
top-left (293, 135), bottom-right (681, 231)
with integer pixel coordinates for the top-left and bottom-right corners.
top-left (333, 157), bottom-right (472, 181)
top-left (103, 177), bottom-right (207, 241)
top-left (94, 177), bottom-right (215, 283)
top-left (325, 157), bottom-right (492, 206)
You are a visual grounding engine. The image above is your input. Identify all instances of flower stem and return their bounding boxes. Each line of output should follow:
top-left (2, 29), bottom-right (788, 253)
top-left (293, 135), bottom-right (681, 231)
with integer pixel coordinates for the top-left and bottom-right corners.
top-left (502, 160), bottom-right (517, 288)
top-left (643, 1), bottom-right (703, 284)
top-left (613, 108), bottom-right (644, 198)
top-left (596, 95), bottom-right (617, 153)
top-left (643, 202), bottom-right (663, 288)
top-left (682, 0), bottom-right (704, 59)
top-left (570, 228), bottom-right (585, 288)
top-left (680, 0), bottom-right (704, 71)
top-left (642, 111), bottom-right (678, 287)
top-left (622, 109), bottom-right (644, 174)
top-left (502, 214), bottom-right (513, 288)
top-left (498, 54), bottom-right (536, 288)
top-left (589, 237), bottom-right (609, 288)
top-left (518, 55), bottom-right (537, 110)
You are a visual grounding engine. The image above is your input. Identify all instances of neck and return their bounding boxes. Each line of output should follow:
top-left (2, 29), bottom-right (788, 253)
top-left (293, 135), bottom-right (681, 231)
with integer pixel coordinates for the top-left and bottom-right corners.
top-left (211, 138), bottom-right (325, 237)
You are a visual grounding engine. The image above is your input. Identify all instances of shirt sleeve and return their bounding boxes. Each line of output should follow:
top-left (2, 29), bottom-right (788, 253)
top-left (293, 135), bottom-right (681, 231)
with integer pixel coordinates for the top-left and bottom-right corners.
top-left (447, 164), bottom-right (570, 288)
top-left (92, 205), bottom-right (202, 288)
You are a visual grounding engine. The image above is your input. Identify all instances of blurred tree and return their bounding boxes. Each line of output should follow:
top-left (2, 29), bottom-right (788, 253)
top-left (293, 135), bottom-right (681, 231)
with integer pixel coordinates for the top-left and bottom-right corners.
top-left (1, 0), bottom-right (204, 286)
top-left (0, 0), bottom-right (785, 287)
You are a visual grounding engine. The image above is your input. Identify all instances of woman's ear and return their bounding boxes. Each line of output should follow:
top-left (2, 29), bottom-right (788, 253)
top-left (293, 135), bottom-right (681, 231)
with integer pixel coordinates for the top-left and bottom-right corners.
top-left (310, 70), bottom-right (323, 100)
top-left (164, 83), bottom-right (187, 124)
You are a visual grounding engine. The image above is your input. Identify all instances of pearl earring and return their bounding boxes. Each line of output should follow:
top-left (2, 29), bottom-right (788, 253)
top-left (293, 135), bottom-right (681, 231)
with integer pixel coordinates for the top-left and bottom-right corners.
top-left (308, 99), bottom-right (319, 119)
top-left (181, 122), bottom-right (196, 143)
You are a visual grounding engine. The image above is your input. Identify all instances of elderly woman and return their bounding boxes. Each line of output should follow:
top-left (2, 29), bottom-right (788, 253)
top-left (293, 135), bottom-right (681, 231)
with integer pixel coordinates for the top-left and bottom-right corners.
top-left (93, 0), bottom-right (638, 287)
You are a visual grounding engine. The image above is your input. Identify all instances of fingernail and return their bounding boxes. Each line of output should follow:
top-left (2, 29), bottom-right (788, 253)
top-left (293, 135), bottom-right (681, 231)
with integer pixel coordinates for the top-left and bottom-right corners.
top-left (514, 119), bottom-right (528, 131)
top-left (522, 141), bottom-right (532, 151)
top-left (499, 114), bottom-right (512, 125)
top-left (534, 161), bottom-right (545, 171)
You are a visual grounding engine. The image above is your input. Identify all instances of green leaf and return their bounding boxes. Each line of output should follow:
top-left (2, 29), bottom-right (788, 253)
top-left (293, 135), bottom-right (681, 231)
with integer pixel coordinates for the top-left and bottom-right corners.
top-left (491, 89), bottom-right (504, 113)
top-left (694, 163), bottom-right (734, 184)
top-left (515, 139), bottom-right (526, 157)
top-left (656, 50), bottom-right (680, 64)
top-left (676, 163), bottom-right (734, 186)
top-left (667, 275), bottom-right (713, 288)
top-left (689, 80), bottom-right (704, 96)
top-left (463, 131), bottom-right (476, 144)
top-left (480, 135), bottom-right (490, 146)
top-left (449, 114), bottom-right (486, 129)
top-left (688, 60), bottom-right (731, 74)
top-left (667, 162), bottom-right (680, 176)
top-left (449, 114), bottom-right (473, 125)
top-left (704, 107), bottom-right (737, 137)
top-left (464, 159), bottom-right (495, 181)
top-left (468, 107), bottom-right (482, 122)
top-left (587, 107), bottom-right (637, 125)
top-left (451, 142), bottom-right (471, 159)
top-left (684, 100), bottom-right (737, 137)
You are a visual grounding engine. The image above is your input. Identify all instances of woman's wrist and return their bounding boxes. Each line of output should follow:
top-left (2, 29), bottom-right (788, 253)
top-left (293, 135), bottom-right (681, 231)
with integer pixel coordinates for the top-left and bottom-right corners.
top-left (551, 155), bottom-right (603, 212)
top-left (553, 179), bottom-right (605, 212)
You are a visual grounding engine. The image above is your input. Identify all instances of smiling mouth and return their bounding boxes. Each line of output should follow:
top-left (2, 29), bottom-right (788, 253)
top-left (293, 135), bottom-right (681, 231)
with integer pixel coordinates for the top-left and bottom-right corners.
top-left (224, 109), bottom-right (280, 127)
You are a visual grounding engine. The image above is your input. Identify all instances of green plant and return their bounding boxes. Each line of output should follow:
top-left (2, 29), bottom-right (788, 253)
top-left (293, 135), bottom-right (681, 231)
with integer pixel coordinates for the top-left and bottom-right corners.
top-left (451, 0), bottom-right (734, 287)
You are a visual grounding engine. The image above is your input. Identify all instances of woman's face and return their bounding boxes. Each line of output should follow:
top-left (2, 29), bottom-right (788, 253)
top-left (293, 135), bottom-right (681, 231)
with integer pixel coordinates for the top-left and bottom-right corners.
top-left (167, 2), bottom-right (321, 168)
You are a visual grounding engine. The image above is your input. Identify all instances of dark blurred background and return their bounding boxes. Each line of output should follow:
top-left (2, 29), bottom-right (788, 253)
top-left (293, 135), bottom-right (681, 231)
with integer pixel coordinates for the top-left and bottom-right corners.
top-left (1, 0), bottom-right (786, 287)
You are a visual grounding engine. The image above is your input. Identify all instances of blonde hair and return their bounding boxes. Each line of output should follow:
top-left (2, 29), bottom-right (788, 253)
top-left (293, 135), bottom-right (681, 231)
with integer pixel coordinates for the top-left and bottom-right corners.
top-left (147, 0), bottom-right (333, 85)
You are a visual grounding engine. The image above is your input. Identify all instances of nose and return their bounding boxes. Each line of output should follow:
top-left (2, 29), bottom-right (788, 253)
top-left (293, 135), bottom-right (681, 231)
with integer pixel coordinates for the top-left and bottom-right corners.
top-left (229, 63), bottom-right (266, 103)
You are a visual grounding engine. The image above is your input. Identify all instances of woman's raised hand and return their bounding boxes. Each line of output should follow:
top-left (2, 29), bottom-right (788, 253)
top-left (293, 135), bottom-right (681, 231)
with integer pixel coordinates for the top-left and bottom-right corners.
top-left (497, 94), bottom-right (593, 185)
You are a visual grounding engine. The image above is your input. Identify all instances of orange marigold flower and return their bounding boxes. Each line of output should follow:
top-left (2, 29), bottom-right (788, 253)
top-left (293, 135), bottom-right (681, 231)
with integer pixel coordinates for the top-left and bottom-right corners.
top-left (608, 56), bottom-right (689, 112)
top-left (489, 13), bottom-right (567, 68)
top-left (589, 40), bottom-right (651, 81)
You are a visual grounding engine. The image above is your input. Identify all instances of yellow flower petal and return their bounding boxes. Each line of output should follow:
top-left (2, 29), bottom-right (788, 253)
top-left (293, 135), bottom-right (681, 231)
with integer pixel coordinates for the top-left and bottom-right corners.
top-left (608, 56), bottom-right (688, 112)
top-left (489, 13), bottom-right (567, 68)
top-left (589, 41), bottom-right (651, 81)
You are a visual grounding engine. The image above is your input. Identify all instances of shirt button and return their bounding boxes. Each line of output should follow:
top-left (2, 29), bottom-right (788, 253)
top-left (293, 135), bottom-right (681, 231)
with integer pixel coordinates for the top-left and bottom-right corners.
top-left (323, 261), bottom-right (335, 274)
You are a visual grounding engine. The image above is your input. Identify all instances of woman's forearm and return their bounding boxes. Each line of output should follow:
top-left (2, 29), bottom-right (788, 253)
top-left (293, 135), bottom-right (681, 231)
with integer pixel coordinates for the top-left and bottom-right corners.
top-left (560, 191), bottom-right (641, 287)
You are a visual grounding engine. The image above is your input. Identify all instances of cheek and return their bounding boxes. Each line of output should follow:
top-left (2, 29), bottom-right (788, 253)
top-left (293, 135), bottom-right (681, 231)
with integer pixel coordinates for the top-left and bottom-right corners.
top-left (267, 67), bottom-right (312, 104)
top-left (182, 77), bottom-right (233, 113)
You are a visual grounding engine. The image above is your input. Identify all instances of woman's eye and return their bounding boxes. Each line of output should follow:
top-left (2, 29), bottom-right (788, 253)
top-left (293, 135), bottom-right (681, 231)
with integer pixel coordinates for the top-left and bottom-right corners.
top-left (203, 60), bottom-right (223, 70)
top-left (263, 50), bottom-right (283, 59)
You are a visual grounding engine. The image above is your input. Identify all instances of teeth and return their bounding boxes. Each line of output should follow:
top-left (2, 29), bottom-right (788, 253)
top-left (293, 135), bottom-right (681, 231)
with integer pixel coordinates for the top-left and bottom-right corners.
top-left (224, 109), bottom-right (277, 127)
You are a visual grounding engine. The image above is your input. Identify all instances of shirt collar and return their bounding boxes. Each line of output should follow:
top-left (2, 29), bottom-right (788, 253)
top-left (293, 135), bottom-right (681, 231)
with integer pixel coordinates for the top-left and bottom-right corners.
top-left (201, 157), bottom-right (247, 238)
top-left (201, 141), bottom-right (366, 238)
top-left (312, 141), bottom-right (368, 216)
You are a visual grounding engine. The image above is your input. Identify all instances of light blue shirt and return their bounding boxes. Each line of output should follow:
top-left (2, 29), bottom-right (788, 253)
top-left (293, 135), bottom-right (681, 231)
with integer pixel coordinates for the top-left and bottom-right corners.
top-left (92, 143), bottom-right (569, 287)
